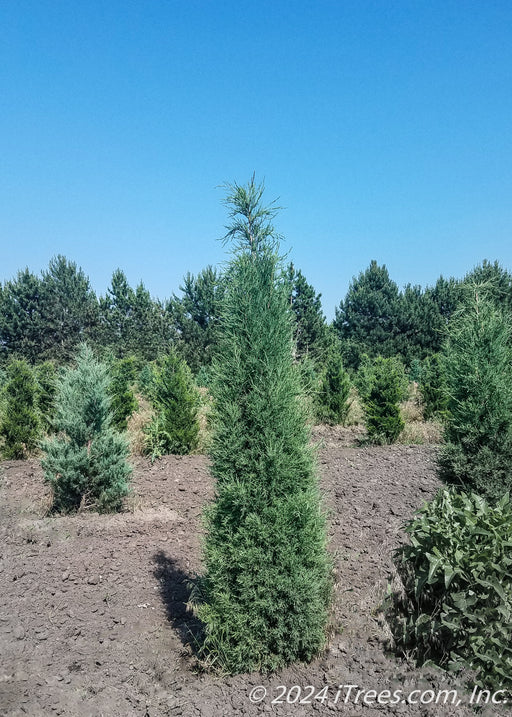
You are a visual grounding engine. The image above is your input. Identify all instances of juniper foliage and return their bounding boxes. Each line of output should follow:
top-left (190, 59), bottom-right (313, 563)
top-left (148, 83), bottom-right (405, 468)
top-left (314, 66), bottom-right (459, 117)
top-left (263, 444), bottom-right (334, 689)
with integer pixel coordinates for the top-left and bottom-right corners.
top-left (363, 356), bottom-right (405, 444)
top-left (439, 292), bottom-right (512, 502)
top-left (0, 359), bottom-right (40, 459)
top-left (144, 351), bottom-right (199, 458)
top-left (41, 345), bottom-right (131, 512)
top-left (316, 349), bottom-right (351, 425)
top-left (193, 177), bottom-right (332, 673)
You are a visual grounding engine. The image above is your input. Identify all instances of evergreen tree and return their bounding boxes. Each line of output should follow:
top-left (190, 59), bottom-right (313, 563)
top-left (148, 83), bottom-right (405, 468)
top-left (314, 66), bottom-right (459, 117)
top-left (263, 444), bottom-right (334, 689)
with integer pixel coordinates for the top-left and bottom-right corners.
top-left (108, 357), bottom-right (138, 431)
top-left (99, 270), bottom-right (173, 360)
top-left (193, 177), bottom-right (332, 673)
top-left (41, 255), bottom-right (100, 362)
top-left (463, 259), bottom-right (512, 312)
top-left (168, 266), bottom-right (225, 373)
top-left (0, 359), bottom-right (40, 458)
top-left (144, 350), bottom-right (199, 458)
top-left (419, 353), bottom-right (448, 421)
top-left (316, 347), bottom-right (351, 425)
top-left (439, 293), bottom-right (512, 502)
top-left (363, 356), bottom-right (404, 444)
top-left (35, 361), bottom-right (57, 433)
top-left (334, 260), bottom-right (401, 369)
top-left (0, 269), bottom-right (46, 363)
top-left (395, 284), bottom-right (445, 364)
top-left (42, 345), bottom-right (131, 512)
top-left (286, 264), bottom-right (329, 362)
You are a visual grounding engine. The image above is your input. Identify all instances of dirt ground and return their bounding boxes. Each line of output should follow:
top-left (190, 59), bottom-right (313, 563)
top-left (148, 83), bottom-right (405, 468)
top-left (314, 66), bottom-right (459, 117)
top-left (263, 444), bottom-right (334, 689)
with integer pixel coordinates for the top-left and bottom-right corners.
top-left (0, 427), bottom-right (499, 716)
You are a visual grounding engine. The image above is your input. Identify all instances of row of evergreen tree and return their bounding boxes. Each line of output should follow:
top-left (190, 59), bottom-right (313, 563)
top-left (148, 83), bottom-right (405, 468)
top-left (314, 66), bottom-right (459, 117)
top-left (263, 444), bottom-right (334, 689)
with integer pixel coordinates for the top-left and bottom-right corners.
top-left (2, 250), bottom-right (511, 372)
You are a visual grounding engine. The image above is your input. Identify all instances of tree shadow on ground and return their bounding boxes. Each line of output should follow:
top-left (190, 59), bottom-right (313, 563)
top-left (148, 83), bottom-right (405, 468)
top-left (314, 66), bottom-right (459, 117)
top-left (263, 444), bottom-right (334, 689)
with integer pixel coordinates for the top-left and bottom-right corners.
top-left (152, 550), bottom-right (204, 653)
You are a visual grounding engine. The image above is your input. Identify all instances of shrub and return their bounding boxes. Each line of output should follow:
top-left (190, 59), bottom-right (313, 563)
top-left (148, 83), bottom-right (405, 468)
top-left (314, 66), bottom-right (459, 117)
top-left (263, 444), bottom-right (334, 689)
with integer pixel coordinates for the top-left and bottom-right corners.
top-left (41, 344), bottom-right (131, 512)
top-left (362, 356), bottom-right (404, 443)
top-left (0, 359), bottom-right (40, 458)
top-left (108, 356), bottom-right (138, 431)
top-left (419, 353), bottom-right (448, 421)
top-left (438, 294), bottom-right (512, 502)
top-left (392, 488), bottom-right (512, 692)
top-left (34, 361), bottom-right (57, 433)
top-left (143, 351), bottom-right (199, 459)
top-left (316, 350), bottom-right (351, 425)
top-left (192, 177), bottom-right (332, 674)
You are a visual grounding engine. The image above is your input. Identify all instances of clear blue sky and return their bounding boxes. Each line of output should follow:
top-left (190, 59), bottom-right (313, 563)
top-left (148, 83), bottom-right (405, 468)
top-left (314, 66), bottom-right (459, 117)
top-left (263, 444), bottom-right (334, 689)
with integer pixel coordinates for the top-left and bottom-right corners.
top-left (1, 1), bottom-right (511, 318)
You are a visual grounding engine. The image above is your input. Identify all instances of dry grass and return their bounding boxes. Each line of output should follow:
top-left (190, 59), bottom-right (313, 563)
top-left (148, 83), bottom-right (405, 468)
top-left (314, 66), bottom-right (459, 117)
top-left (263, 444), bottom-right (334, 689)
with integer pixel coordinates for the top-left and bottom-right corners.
top-left (195, 385), bottom-right (213, 454)
top-left (126, 393), bottom-right (154, 456)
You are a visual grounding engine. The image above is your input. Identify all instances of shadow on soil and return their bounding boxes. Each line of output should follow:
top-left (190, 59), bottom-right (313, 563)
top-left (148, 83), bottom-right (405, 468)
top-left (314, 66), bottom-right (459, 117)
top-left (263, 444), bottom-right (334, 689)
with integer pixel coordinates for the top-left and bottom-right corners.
top-left (153, 550), bottom-right (204, 653)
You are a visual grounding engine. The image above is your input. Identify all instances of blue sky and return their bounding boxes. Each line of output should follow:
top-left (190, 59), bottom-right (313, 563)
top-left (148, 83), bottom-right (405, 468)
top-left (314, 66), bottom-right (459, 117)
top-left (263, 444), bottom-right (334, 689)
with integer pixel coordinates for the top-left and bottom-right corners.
top-left (1, 1), bottom-right (511, 318)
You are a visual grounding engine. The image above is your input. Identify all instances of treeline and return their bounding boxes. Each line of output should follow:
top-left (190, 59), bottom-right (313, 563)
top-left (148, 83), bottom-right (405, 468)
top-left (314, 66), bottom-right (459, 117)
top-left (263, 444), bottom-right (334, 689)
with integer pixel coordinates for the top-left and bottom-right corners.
top-left (2, 253), bottom-right (511, 373)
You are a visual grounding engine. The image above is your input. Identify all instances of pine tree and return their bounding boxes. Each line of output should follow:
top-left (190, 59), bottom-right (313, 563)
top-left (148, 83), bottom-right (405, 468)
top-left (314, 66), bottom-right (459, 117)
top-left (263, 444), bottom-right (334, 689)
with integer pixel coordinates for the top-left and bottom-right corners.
top-left (363, 356), bottom-right (404, 444)
top-left (0, 269), bottom-right (46, 363)
top-left (0, 359), bottom-right (40, 459)
top-left (42, 345), bottom-right (131, 512)
top-left (193, 177), bottom-right (332, 673)
top-left (144, 351), bottom-right (199, 458)
top-left (333, 261), bottom-right (401, 369)
top-left (168, 266), bottom-right (225, 373)
top-left (286, 264), bottom-right (329, 363)
top-left (439, 292), bottom-right (512, 502)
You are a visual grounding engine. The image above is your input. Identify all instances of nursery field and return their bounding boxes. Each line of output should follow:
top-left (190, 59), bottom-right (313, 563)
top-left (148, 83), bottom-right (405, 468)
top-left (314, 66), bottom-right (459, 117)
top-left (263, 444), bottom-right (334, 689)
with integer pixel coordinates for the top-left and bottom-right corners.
top-left (0, 430), bottom-right (496, 717)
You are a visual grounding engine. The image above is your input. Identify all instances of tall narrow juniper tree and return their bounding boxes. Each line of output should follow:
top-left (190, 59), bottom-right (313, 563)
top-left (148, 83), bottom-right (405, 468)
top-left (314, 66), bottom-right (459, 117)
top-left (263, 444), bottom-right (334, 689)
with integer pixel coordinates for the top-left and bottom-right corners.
top-left (194, 178), bottom-right (332, 673)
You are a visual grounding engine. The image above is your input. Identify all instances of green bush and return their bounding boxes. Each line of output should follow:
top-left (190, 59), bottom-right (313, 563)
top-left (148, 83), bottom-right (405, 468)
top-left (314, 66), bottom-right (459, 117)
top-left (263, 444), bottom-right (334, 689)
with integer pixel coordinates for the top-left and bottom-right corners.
top-left (316, 351), bottom-right (351, 425)
top-left (192, 178), bottom-right (332, 674)
top-left (439, 295), bottom-right (512, 502)
top-left (35, 361), bottom-right (57, 433)
top-left (0, 359), bottom-right (40, 458)
top-left (41, 345), bottom-right (131, 512)
top-left (392, 488), bottom-right (512, 692)
top-left (143, 351), bottom-right (199, 459)
top-left (108, 356), bottom-right (138, 431)
top-left (362, 356), bottom-right (404, 443)
top-left (419, 353), bottom-right (448, 421)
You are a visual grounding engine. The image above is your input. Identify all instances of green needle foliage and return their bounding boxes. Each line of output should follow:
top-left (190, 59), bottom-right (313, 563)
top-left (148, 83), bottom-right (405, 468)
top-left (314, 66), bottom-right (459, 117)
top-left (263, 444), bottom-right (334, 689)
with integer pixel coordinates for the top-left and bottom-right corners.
top-left (0, 359), bottom-right (40, 459)
top-left (35, 361), bottom-right (57, 433)
top-left (362, 356), bottom-right (405, 444)
top-left (144, 350), bottom-right (199, 459)
top-left (392, 488), bottom-right (512, 692)
top-left (108, 356), bottom-right (138, 431)
top-left (316, 348), bottom-right (352, 425)
top-left (419, 353), bottom-right (448, 421)
top-left (193, 177), bottom-right (332, 674)
top-left (439, 292), bottom-right (512, 502)
top-left (42, 344), bottom-right (131, 513)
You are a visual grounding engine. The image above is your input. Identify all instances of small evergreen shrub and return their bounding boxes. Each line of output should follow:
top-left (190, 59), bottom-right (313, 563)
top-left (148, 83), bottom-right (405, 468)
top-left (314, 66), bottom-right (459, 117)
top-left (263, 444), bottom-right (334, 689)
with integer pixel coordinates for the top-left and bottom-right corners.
top-left (362, 356), bottom-right (404, 443)
top-left (35, 361), bottom-right (57, 433)
top-left (439, 295), bottom-right (512, 502)
top-left (419, 353), bottom-right (448, 421)
top-left (108, 357), bottom-right (138, 431)
top-left (143, 351), bottom-right (199, 459)
top-left (316, 351), bottom-right (351, 425)
top-left (41, 345), bottom-right (131, 512)
top-left (0, 359), bottom-right (40, 458)
top-left (392, 488), bottom-right (512, 692)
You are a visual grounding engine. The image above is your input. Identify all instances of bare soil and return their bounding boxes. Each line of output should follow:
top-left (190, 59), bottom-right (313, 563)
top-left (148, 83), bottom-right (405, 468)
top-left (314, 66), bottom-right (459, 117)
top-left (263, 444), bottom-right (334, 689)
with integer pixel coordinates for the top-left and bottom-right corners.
top-left (0, 428), bottom-right (497, 716)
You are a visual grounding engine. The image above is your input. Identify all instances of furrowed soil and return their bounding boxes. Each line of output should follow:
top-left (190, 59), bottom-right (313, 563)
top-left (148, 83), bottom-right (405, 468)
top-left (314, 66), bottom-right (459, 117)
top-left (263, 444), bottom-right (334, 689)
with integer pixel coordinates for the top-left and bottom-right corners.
top-left (0, 428), bottom-right (496, 716)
